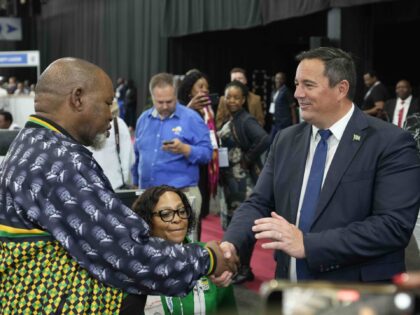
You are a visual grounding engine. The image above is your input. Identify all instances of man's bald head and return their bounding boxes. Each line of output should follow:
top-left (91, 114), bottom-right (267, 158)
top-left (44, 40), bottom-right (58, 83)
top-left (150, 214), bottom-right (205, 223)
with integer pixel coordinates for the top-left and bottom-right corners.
top-left (33, 57), bottom-right (115, 147)
top-left (35, 57), bottom-right (105, 97)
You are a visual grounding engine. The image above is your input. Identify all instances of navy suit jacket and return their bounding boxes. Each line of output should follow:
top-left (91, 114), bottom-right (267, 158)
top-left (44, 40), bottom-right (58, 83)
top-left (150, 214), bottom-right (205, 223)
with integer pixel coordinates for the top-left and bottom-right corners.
top-left (273, 85), bottom-right (294, 130)
top-left (224, 107), bottom-right (420, 282)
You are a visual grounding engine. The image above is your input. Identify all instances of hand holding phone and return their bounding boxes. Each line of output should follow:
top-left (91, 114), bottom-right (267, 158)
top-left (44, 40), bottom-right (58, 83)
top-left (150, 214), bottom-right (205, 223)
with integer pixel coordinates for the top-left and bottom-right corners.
top-left (162, 138), bottom-right (191, 157)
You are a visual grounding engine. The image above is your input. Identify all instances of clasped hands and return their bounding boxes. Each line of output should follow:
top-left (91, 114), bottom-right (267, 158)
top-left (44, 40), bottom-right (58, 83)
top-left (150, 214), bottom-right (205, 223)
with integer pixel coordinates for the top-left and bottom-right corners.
top-left (206, 212), bottom-right (305, 286)
top-left (205, 240), bottom-right (240, 287)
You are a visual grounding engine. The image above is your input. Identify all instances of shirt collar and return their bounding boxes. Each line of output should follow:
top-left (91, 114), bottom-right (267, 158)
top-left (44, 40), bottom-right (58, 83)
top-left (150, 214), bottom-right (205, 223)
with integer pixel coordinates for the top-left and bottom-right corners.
top-left (311, 104), bottom-right (354, 141)
top-left (398, 95), bottom-right (412, 106)
top-left (150, 103), bottom-right (180, 119)
top-left (25, 114), bottom-right (77, 141)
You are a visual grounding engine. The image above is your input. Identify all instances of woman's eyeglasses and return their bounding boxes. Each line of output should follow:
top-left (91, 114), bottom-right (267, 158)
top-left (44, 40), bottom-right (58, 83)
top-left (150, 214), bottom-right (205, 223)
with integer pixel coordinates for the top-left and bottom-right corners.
top-left (152, 207), bottom-right (190, 222)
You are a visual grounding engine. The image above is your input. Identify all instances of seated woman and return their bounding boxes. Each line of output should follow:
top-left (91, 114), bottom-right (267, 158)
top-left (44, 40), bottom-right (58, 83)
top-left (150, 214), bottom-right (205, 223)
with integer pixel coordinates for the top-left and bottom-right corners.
top-left (132, 185), bottom-right (237, 315)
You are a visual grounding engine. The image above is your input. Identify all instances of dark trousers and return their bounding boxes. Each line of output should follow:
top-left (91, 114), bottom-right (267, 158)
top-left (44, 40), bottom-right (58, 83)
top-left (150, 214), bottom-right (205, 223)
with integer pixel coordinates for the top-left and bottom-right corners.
top-left (120, 294), bottom-right (147, 315)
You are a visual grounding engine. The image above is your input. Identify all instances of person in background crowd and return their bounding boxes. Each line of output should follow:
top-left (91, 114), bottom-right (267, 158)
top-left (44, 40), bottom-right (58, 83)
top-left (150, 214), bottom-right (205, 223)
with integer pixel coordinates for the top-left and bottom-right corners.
top-left (361, 70), bottom-right (390, 118)
top-left (216, 67), bottom-right (265, 129)
top-left (0, 110), bottom-right (20, 130)
top-left (124, 79), bottom-right (137, 130)
top-left (177, 70), bottom-right (219, 224)
top-left (0, 78), bottom-right (7, 97)
top-left (14, 82), bottom-right (28, 95)
top-left (29, 83), bottom-right (36, 96)
top-left (0, 58), bottom-right (237, 314)
top-left (384, 79), bottom-right (419, 127)
top-left (133, 185), bottom-right (238, 315)
top-left (269, 72), bottom-right (296, 141)
top-left (89, 100), bottom-right (135, 190)
top-left (132, 72), bottom-right (213, 242)
top-left (217, 80), bottom-right (270, 284)
top-left (116, 77), bottom-right (127, 119)
top-left (6, 76), bottom-right (17, 95)
top-left (217, 47), bottom-right (420, 283)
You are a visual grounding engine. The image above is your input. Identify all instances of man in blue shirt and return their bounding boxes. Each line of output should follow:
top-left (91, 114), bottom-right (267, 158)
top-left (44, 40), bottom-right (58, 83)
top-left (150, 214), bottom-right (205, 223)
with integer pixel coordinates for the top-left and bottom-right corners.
top-left (132, 72), bottom-right (212, 240)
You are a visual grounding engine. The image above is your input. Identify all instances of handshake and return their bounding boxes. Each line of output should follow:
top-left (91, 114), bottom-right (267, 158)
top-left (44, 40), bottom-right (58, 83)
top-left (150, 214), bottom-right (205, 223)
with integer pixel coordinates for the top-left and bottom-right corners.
top-left (205, 240), bottom-right (240, 278)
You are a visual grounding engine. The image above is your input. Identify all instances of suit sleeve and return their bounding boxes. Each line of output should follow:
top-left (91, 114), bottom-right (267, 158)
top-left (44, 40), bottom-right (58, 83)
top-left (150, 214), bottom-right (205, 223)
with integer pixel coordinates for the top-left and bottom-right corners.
top-left (304, 131), bottom-right (420, 272)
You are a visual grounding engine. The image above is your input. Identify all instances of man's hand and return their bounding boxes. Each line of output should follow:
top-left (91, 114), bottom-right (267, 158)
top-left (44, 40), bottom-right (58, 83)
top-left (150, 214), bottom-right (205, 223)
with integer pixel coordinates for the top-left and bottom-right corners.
top-left (162, 138), bottom-right (191, 157)
top-left (205, 240), bottom-right (239, 277)
top-left (207, 241), bottom-right (240, 287)
top-left (252, 212), bottom-right (306, 259)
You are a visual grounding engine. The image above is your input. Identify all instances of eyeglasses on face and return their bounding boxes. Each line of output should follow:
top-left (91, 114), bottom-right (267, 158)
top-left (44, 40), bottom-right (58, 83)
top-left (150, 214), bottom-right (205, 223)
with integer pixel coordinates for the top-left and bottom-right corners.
top-left (152, 207), bottom-right (190, 222)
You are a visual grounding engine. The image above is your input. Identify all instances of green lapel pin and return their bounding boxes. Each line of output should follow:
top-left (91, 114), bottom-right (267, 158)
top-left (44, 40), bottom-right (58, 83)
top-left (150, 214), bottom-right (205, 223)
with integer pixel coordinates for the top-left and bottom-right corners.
top-left (352, 134), bottom-right (361, 141)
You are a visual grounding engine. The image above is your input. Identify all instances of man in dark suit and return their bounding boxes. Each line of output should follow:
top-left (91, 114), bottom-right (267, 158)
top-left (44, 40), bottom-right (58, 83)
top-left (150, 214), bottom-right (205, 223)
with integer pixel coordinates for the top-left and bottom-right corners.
top-left (219, 47), bottom-right (420, 282)
top-left (384, 79), bottom-right (419, 128)
top-left (269, 72), bottom-right (296, 142)
top-left (361, 70), bottom-right (390, 117)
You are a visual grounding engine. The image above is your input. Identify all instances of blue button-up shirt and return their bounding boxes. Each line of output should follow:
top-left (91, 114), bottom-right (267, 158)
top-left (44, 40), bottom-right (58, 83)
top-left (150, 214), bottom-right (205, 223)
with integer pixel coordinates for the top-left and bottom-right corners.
top-left (132, 104), bottom-right (212, 188)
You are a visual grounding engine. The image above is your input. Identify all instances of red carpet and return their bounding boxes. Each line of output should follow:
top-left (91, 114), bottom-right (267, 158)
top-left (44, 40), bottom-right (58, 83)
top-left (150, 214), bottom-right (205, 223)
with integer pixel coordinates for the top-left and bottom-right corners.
top-left (201, 214), bottom-right (276, 292)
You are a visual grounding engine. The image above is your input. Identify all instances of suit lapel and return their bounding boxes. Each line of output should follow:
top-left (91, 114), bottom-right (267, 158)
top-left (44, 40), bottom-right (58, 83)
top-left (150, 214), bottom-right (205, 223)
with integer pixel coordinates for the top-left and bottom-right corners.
top-left (311, 108), bottom-right (369, 227)
top-left (390, 101), bottom-right (397, 118)
top-left (288, 125), bottom-right (311, 223)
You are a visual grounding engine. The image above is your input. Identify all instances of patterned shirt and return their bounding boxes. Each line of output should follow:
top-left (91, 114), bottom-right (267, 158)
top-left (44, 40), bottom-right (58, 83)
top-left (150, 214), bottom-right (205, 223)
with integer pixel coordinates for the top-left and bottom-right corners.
top-left (0, 116), bottom-right (212, 311)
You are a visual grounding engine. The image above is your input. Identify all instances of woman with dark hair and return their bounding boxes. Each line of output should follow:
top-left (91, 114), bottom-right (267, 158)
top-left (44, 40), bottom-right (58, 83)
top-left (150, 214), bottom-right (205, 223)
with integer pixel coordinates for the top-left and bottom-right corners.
top-left (132, 185), bottom-right (237, 315)
top-left (124, 79), bottom-right (137, 129)
top-left (218, 80), bottom-right (270, 284)
top-left (177, 71), bottom-right (219, 233)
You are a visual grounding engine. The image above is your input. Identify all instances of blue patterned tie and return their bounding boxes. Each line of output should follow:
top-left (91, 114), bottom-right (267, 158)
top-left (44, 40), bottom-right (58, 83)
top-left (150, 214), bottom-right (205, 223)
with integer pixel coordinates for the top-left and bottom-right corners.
top-left (296, 129), bottom-right (332, 280)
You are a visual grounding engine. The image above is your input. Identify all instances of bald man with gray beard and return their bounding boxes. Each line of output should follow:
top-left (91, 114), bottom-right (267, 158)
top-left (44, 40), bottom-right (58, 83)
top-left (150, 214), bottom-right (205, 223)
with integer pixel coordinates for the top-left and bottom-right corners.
top-left (0, 58), bottom-right (237, 315)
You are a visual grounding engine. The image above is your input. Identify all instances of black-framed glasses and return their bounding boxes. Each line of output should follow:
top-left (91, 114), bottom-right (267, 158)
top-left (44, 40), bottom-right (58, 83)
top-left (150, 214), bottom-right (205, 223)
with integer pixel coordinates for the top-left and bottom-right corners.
top-left (152, 207), bottom-right (190, 222)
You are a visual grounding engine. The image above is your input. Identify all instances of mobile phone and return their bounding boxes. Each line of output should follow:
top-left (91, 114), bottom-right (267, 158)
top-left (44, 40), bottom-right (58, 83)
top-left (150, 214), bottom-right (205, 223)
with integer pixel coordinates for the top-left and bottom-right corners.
top-left (162, 140), bottom-right (174, 145)
top-left (208, 93), bottom-right (219, 106)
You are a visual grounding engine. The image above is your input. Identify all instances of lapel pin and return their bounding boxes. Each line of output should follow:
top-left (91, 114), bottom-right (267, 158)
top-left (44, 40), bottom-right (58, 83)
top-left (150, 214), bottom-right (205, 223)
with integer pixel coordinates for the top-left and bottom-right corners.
top-left (352, 134), bottom-right (361, 141)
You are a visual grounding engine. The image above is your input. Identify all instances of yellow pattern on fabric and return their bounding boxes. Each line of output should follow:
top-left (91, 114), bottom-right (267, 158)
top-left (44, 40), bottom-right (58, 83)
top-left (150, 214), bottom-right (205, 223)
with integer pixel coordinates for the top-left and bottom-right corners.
top-left (0, 224), bottom-right (50, 237)
top-left (0, 240), bottom-right (122, 314)
top-left (27, 116), bottom-right (61, 133)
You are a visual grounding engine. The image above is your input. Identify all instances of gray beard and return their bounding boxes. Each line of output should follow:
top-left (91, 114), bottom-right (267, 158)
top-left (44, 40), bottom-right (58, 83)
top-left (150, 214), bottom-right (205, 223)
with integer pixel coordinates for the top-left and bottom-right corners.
top-left (90, 132), bottom-right (108, 150)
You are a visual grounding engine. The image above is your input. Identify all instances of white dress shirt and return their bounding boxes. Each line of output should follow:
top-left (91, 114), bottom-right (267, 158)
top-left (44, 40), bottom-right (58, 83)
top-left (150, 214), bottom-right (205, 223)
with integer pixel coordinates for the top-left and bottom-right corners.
top-left (90, 117), bottom-right (134, 190)
top-left (290, 104), bottom-right (355, 281)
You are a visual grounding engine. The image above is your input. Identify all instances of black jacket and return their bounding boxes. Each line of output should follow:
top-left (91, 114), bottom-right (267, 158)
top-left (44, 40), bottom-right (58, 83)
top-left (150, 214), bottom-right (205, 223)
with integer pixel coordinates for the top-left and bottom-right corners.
top-left (231, 109), bottom-right (270, 164)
